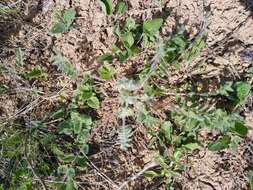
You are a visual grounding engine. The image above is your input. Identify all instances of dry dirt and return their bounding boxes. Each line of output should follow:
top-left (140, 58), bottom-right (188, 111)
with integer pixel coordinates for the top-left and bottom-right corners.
top-left (1, 0), bottom-right (253, 189)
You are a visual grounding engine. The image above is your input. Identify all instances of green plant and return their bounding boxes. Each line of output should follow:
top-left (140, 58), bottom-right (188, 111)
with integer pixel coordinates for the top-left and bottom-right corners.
top-left (98, 0), bottom-right (113, 15)
top-left (21, 66), bottom-right (48, 80)
top-left (99, 17), bottom-right (163, 63)
top-left (51, 51), bottom-right (78, 78)
top-left (115, 1), bottom-right (128, 15)
top-left (50, 8), bottom-right (76, 34)
top-left (116, 78), bottom-right (158, 149)
top-left (98, 64), bottom-right (116, 80)
top-left (143, 18), bottom-right (163, 47)
top-left (248, 170), bottom-right (253, 190)
top-left (73, 77), bottom-right (100, 109)
top-left (15, 48), bottom-right (24, 66)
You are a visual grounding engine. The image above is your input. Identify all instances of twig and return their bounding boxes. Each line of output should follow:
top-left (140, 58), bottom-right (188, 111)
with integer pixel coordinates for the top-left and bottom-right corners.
top-left (163, 91), bottom-right (218, 98)
top-left (25, 156), bottom-right (48, 190)
top-left (117, 161), bottom-right (159, 190)
top-left (82, 154), bottom-right (119, 189)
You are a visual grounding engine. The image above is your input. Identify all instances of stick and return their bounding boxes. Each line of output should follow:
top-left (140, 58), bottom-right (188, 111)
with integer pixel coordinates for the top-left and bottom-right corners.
top-left (117, 161), bottom-right (159, 190)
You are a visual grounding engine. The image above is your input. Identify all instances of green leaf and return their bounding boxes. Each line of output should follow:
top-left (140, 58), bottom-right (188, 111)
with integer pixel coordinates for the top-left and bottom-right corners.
top-left (60, 154), bottom-right (76, 163)
top-left (144, 170), bottom-right (160, 178)
top-left (50, 22), bottom-right (68, 33)
top-left (235, 81), bottom-right (251, 101)
top-left (63, 8), bottom-right (76, 27)
top-left (75, 156), bottom-right (88, 170)
top-left (161, 121), bottom-right (173, 142)
top-left (248, 170), bottom-right (253, 190)
top-left (51, 52), bottom-right (77, 78)
top-left (112, 44), bottom-right (121, 54)
top-left (70, 112), bottom-right (92, 134)
top-left (52, 9), bottom-right (62, 21)
top-left (118, 50), bottom-right (129, 63)
top-left (87, 96), bottom-right (100, 109)
top-left (231, 121), bottom-right (248, 137)
top-left (76, 84), bottom-right (93, 100)
top-left (182, 143), bottom-right (202, 151)
top-left (115, 1), bottom-right (128, 15)
top-left (65, 179), bottom-right (75, 190)
top-left (230, 135), bottom-right (241, 153)
top-left (143, 34), bottom-right (149, 47)
top-left (143, 18), bottom-right (163, 35)
top-left (121, 32), bottom-right (135, 48)
top-left (208, 135), bottom-right (231, 151)
top-left (99, 64), bottom-right (116, 80)
top-left (50, 8), bottom-right (76, 34)
top-left (97, 53), bottom-right (113, 62)
top-left (0, 84), bottom-right (9, 94)
top-left (98, 0), bottom-right (113, 15)
top-left (66, 167), bottom-right (75, 179)
top-left (58, 166), bottom-right (75, 179)
top-left (21, 66), bottom-right (48, 80)
top-left (173, 148), bottom-right (184, 162)
top-left (218, 81), bottom-right (234, 97)
top-left (16, 48), bottom-right (24, 66)
top-left (58, 119), bottom-right (73, 135)
top-left (172, 35), bottom-right (187, 50)
top-left (113, 22), bottom-right (121, 37)
top-left (124, 18), bottom-right (136, 31)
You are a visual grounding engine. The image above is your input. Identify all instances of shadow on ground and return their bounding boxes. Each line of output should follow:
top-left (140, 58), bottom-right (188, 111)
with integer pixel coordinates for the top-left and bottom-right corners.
top-left (240, 0), bottom-right (253, 13)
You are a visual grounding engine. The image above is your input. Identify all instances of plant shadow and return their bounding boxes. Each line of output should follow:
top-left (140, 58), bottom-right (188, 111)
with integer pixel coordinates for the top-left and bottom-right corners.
top-left (240, 0), bottom-right (253, 14)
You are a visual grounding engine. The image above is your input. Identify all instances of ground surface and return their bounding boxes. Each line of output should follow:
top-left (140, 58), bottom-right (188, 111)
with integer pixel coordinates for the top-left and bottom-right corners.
top-left (1, 0), bottom-right (253, 189)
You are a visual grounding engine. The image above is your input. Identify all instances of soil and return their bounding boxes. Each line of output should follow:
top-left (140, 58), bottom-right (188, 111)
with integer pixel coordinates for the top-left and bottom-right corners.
top-left (1, 0), bottom-right (253, 189)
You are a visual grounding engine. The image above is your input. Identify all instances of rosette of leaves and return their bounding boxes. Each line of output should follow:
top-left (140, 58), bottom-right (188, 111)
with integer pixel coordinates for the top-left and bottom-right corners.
top-left (73, 79), bottom-right (100, 109)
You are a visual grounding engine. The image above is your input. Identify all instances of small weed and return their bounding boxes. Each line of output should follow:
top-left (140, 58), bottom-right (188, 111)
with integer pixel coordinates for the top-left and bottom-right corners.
top-left (51, 51), bottom-right (78, 78)
top-left (50, 8), bottom-right (76, 34)
top-left (21, 66), bottom-right (48, 81)
top-left (98, 64), bottom-right (116, 80)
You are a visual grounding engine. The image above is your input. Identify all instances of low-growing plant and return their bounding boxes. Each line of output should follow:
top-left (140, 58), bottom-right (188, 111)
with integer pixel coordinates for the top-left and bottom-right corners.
top-left (98, 64), bottom-right (116, 80)
top-left (98, 17), bottom-right (163, 63)
top-left (21, 66), bottom-right (48, 80)
top-left (50, 8), bottom-right (76, 34)
top-left (51, 51), bottom-right (78, 78)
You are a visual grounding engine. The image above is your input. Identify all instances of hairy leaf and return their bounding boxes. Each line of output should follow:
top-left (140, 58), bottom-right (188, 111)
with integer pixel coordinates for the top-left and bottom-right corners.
top-left (118, 126), bottom-right (133, 150)
top-left (51, 52), bottom-right (77, 78)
